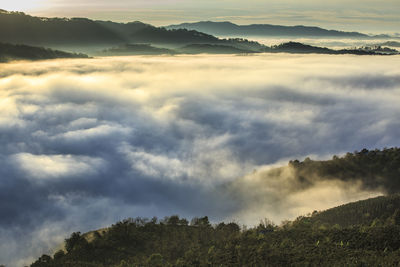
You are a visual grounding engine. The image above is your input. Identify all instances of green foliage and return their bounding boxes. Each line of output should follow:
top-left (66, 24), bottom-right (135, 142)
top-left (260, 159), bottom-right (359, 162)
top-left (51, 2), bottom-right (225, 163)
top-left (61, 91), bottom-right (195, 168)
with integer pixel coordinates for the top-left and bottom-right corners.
top-left (289, 147), bottom-right (400, 193)
top-left (30, 203), bottom-right (400, 267)
top-left (30, 148), bottom-right (400, 266)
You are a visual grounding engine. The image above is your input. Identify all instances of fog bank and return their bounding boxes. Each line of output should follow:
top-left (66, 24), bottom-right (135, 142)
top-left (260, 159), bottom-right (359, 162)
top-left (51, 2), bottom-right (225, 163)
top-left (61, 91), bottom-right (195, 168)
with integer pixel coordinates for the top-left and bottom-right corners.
top-left (1, 54), bottom-right (399, 265)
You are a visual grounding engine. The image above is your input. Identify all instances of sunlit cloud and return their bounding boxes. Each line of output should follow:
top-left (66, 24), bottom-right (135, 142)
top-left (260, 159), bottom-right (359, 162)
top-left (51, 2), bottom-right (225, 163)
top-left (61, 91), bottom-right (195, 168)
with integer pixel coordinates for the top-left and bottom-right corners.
top-left (0, 54), bottom-right (400, 266)
top-left (12, 153), bottom-right (106, 180)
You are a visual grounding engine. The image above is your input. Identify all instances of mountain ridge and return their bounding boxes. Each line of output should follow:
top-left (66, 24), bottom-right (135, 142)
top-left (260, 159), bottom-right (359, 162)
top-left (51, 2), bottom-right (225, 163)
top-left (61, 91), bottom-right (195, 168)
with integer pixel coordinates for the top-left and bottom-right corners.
top-left (166, 21), bottom-right (373, 38)
top-left (0, 10), bottom-right (262, 51)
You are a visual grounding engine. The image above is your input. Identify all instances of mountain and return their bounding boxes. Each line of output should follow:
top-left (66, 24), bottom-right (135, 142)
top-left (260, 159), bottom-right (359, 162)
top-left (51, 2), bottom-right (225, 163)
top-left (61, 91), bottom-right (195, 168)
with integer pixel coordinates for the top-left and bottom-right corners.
top-left (0, 10), bottom-right (264, 52)
top-left (31, 195), bottom-right (400, 267)
top-left (0, 42), bottom-right (88, 62)
top-left (166, 21), bottom-right (370, 38)
top-left (375, 41), bottom-right (400, 47)
top-left (267, 41), bottom-right (398, 55)
top-left (0, 10), bottom-right (124, 46)
top-left (1, 10), bottom-right (397, 56)
top-left (96, 42), bottom-right (398, 56)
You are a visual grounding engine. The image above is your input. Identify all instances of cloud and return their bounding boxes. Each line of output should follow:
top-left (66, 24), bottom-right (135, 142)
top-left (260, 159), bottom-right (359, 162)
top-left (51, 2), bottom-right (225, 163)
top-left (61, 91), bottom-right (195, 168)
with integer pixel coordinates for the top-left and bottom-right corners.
top-left (227, 165), bottom-right (383, 226)
top-left (12, 153), bottom-right (106, 180)
top-left (0, 54), bottom-right (399, 266)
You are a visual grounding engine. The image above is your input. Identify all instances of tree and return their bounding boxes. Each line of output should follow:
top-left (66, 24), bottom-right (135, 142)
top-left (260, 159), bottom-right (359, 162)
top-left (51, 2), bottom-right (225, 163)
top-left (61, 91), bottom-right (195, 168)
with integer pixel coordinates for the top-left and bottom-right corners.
top-left (146, 253), bottom-right (165, 267)
top-left (191, 216), bottom-right (211, 227)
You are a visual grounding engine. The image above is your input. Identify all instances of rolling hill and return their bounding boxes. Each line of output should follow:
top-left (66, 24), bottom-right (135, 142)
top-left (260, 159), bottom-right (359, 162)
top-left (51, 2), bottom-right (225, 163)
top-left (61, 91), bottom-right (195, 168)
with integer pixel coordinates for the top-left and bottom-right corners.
top-left (30, 195), bottom-right (400, 267)
top-left (0, 10), bottom-right (264, 52)
top-left (1, 10), bottom-right (397, 56)
top-left (294, 194), bottom-right (400, 229)
top-left (166, 21), bottom-right (370, 38)
top-left (0, 42), bottom-right (88, 62)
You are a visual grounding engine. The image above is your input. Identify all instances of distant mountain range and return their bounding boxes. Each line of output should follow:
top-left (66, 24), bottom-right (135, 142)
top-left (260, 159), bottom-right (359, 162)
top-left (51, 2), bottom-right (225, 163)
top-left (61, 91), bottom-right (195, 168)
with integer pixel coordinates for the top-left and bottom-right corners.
top-left (0, 9), bottom-right (398, 58)
top-left (376, 41), bottom-right (400, 47)
top-left (267, 42), bottom-right (398, 55)
top-left (96, 42), bottom-right (398, 56)
top-left (0, 9), bottom-right (261, 51)
top-left (166, 21), bottom-right (388, 38)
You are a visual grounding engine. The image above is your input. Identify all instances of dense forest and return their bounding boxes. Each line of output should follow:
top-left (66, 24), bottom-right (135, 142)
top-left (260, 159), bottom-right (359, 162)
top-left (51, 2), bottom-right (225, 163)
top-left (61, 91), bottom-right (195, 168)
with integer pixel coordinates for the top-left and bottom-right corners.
top-left (31, 148), bottom-right (400, 266)
top-left (289, 147), bottom-right (400, 193)
top-left (30, 196), bottom-right (400, 267)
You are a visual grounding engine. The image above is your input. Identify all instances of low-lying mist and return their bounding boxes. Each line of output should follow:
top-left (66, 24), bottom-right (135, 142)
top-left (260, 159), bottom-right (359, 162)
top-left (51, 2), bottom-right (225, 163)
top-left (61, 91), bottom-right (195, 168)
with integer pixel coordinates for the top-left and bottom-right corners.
top-left (1, 54), bottom-right (399, 266)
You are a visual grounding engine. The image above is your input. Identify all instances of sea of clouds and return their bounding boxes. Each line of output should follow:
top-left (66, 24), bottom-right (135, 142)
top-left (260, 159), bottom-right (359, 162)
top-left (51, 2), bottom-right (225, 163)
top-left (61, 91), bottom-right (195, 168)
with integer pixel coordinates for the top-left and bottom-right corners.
top-left (1, 54), bottom-right (400, 266)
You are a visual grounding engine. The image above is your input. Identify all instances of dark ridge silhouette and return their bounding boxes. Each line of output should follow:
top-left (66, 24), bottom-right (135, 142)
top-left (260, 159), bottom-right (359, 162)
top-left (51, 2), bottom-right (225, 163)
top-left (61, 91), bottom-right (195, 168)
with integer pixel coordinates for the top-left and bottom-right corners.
top-left (0, 10), bottom-right (264, 52)
top-left (96, 42), bottom-right (398, 56)
top-left (166, 21), bottom-right (371, 38)
top-left (0, 42), bottom-right (88, 62)
top-left (31, 195), bottom-right (400, 267)
top-left (268, 41), bottom-right (398, 55)
top-left (0, 10), bottom-right (125, 46)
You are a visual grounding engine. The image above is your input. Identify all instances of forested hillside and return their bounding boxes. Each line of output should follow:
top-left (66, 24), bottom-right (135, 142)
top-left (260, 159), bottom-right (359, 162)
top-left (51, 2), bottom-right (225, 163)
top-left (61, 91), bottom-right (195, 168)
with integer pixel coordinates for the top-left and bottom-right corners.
top-left (0, 42), bottom-right (88, 62)
top-left (30, 197), bottom-right (400, 267)
top-left (31, 148), bottom-right (400, 267)
top-left (289, 147), bottom-right (400, 193)
top-left (0, 10), bottom-right (263, 51)
top-left (297, 194), bottom-right (400, 229)
top-left (264, 42), bottom-right (398, 55)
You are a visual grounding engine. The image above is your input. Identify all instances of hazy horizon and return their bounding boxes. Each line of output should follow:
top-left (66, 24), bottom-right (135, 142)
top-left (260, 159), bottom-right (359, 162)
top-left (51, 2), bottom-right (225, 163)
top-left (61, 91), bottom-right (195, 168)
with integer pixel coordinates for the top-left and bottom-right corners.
top-left (1, 0), bottom-right (399, 34)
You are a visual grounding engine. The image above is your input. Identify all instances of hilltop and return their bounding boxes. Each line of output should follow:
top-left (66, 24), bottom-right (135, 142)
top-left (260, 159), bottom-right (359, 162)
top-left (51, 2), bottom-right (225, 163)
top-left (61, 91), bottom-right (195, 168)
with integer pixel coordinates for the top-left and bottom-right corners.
top-left (31, 195), bottom-right (400, 267)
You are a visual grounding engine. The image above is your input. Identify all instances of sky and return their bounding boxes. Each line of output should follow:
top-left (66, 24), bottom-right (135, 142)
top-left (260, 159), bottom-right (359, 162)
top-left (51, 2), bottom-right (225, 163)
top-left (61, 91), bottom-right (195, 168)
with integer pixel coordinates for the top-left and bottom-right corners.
top-left (0, 0), bottom-right (399, 33)
top-left (1, 54), bottom-right (400, 266)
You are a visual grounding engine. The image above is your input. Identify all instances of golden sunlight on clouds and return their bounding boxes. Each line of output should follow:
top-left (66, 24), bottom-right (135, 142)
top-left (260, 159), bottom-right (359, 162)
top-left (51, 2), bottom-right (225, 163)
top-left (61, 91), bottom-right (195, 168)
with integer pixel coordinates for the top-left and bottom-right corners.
top-left (1, 54), bottom-right (399, 266)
